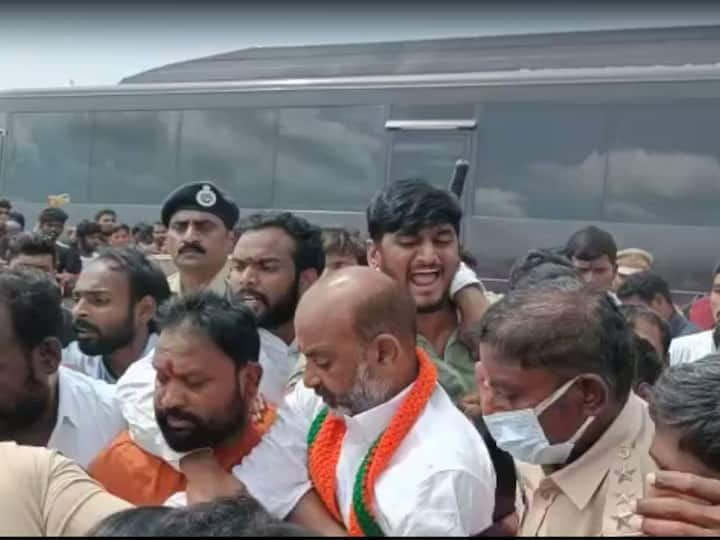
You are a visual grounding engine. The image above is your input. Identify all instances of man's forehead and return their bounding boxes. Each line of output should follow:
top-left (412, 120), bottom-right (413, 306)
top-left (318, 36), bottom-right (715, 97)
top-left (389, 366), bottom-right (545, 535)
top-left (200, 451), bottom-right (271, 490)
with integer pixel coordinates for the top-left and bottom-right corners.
top-left (572, 256), bottom-right (611, 269)
top-left (235, 228), bottom-right (295, 256)
top-left (156, 327), bottom-right (230, 366)
top-left (394, 223), bottom-right (456, 236)
top-left (75, 261), bottom-right (126, 292)
top-left (170, 210), bottom-right (223, 226)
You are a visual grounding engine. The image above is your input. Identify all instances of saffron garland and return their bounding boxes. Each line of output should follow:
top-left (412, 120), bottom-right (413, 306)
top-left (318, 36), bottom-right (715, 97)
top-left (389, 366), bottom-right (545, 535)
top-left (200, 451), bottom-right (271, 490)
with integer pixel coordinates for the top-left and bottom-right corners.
top-left (307, 348), bottom-right (438, 536)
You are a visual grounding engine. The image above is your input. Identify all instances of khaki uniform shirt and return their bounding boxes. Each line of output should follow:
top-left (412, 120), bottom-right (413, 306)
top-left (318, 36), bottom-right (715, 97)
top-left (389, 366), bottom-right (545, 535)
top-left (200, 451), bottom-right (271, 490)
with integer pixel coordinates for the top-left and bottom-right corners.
top-left (0, 442), bottom-right (131, 536)
top-left (167, 262), bottom-right (230, 297)
top-left (516, 393), bottom-right (656, 537)
top-left (286, 331), bottom-right (474, 402)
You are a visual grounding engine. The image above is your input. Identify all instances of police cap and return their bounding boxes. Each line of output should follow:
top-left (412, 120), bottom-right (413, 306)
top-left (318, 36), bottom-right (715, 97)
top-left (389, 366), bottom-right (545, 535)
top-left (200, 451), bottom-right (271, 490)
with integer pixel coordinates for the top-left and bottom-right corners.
top-left (161, 182), bottom-right (239, 230)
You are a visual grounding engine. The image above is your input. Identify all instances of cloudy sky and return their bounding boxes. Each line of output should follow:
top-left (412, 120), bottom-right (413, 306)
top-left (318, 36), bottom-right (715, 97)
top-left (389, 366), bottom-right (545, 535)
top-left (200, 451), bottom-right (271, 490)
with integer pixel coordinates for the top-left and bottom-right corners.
top-left (2, 2), bottom-right (720, 89)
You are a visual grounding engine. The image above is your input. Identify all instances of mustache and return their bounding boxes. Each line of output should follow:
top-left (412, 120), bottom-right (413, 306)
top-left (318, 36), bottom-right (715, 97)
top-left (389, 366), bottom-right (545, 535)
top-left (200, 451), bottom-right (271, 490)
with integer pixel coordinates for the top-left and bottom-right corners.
top-left (179, 243), bottom-right (206, 255)
top-left (156, 407), bottom-right (203, 426)
top-left (73, 319), bottom-right (100, 335)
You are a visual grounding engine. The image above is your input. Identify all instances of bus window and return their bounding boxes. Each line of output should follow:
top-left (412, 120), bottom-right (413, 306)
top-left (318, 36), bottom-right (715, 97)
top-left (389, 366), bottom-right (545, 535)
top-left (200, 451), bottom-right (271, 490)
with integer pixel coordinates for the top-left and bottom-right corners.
top-left (604, 103), bottom-right (720, 227)
top-left (273, 106), bottom-right (386, 211)
top-left (389, 132), bottom-right (470, 189)
top-left (3, 112), bottom-right (92, 203)
top-left (89, 111), bottom-right (179, 204)
top-left (178, 109), bottom-right (275, 208)
top-left (473, 104), bottom-right (607, 220)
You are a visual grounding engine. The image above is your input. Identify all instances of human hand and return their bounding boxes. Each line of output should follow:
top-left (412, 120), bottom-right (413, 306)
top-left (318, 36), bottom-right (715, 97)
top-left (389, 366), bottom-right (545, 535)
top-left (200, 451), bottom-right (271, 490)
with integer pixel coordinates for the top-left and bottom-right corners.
top-left (180, 449), bottom-right (246, 504)
top-left (635, 471), bottom-right (720, 536)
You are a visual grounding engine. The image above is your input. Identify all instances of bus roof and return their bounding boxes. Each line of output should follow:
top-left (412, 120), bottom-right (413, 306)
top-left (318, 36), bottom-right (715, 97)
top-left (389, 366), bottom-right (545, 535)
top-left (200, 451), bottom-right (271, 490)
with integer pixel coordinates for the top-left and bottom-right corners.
top-left (119, 25), bottom-right (720, 84)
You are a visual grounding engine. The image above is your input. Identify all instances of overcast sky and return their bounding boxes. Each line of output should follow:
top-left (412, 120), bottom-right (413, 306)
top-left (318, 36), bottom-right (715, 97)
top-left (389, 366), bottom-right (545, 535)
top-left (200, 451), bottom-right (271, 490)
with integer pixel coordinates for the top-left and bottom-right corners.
top-left (2, 2), bottom-right (720, 90)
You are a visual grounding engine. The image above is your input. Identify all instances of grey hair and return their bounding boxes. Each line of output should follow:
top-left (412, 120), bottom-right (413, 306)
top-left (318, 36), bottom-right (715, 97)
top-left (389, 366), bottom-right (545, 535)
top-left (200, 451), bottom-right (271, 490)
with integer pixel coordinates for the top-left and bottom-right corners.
top-left (650, 355), bottom-right (720, 472)
top-left (470, 282), bottom-right (635, 401)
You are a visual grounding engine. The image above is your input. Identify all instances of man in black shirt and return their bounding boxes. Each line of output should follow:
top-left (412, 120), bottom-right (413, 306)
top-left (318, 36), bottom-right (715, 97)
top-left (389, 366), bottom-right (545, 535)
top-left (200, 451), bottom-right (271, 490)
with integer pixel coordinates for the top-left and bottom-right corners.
top-left (37, 207), bottom-right (82, 275)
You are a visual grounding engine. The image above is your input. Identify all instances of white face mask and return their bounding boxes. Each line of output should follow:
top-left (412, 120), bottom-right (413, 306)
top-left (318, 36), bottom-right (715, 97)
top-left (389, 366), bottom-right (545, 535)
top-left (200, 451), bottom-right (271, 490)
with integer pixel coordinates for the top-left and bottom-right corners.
top-left (484, 376), bottom-right (596, 465)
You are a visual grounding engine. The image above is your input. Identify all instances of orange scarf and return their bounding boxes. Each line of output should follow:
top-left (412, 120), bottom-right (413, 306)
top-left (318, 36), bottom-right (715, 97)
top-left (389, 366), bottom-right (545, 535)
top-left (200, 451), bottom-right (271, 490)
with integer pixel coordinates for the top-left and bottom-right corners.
top-left (307, 348), bottom-right (437, 536)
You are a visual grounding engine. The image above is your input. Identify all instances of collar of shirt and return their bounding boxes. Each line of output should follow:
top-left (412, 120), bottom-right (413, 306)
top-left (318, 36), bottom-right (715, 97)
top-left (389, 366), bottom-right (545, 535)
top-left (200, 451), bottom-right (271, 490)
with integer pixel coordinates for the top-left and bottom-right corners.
top-left (168, 262), bottom-right (230, 296)
top-left (63, 333), bottom-right (159, 384)
top-left (544, 393), bottom-right (646, 511)
top-left (257, 330), bottom-right (298, 405)
top-left (339, 384), bottom-right (413, 446)
top-left (258, 329), bottom-right (290, 357)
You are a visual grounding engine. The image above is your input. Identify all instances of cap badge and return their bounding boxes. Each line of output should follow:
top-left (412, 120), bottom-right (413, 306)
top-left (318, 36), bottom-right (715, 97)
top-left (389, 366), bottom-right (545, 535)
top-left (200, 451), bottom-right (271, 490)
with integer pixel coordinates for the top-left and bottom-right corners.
top-left (196, 184), bottom-right (217, 207)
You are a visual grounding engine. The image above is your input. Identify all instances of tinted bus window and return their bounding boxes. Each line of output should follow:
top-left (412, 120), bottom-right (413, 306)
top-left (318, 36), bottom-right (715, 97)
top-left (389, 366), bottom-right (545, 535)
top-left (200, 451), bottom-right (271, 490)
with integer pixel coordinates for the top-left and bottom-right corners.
top-left (179, 109), bottom-right (275, 208)
top-left (273, 106), bottom-right (386, 211)
top-left (604, 104), bottom-right (720, 226)
top-left (390, 132), bottom-right (469, 189)
top-left (3, 112), bottom-right (92, 203)
top-left (474, 104), bottom-right (607, 220)
top-left (89, 111), bottom-right (179, 204)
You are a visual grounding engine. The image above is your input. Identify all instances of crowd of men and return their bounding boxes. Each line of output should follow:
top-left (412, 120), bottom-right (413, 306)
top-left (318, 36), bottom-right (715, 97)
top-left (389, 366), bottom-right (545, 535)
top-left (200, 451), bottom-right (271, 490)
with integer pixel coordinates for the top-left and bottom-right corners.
top-left (0, 178), bottom-right (719, 537)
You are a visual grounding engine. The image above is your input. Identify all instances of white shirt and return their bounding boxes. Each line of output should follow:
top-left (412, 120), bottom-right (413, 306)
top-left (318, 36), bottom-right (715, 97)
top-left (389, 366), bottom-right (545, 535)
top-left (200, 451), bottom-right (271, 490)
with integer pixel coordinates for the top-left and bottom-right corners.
top-left (62, 333), bottom-right (159, 384)
top-left (48, 367), bottom-right (126, 469)
top-left (669, 329), bottom-right (716, 366)
top-left (235, 381), bottom-right (496, 536)
top-left (257, 329), bottom-right (298, 405)
top-left (115, 330), bottom-right (295, 469)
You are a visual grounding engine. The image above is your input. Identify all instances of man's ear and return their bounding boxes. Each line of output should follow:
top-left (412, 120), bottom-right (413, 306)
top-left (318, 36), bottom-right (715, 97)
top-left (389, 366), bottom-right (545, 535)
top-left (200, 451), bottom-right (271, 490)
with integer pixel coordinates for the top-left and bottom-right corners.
top-left (367, 240), bottom-right (382, 271)
top-left (636, 382), bottom-right (653, 403)
top-left (31, 337), bottom-right (62, 377)
top-left (239, 362), bottom-right (262, 400)
top-left (298, 269), bottom-right (320, 296)
top-left (225, 229), bottom-right (236, 254)
top-left (578, 374), bottom-right (609, 417)
top-left (372, 333), bottom-right (401, 369)
top-left (136, 296), bottom-right (157, 328)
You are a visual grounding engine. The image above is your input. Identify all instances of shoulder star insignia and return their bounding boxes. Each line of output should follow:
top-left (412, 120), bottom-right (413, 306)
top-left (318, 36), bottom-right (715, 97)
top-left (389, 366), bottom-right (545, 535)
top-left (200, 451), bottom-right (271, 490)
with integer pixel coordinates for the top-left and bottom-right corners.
top-left (616, 492), bottom-right (635, 507)
top-left (614, 463), bottom-right (636, 484)
top-left (612, 511), bottom-right (635, 531)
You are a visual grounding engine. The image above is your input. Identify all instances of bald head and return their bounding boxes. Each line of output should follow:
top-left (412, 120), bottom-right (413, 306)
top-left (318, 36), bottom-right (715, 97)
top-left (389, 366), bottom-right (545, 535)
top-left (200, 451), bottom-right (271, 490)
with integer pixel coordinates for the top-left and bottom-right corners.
top-left (298, 266), bottom-right (417, 349)
top-left (296, 267), bottom-right (419, 415)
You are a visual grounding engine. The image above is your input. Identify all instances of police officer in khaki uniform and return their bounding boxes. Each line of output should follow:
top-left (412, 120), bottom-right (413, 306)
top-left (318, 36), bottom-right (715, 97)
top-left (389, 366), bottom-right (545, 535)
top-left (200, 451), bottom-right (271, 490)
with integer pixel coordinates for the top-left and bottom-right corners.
top-left (161, 181), bottom-right (238, 297)
top-left (475, 281), bottom-right (657, 536)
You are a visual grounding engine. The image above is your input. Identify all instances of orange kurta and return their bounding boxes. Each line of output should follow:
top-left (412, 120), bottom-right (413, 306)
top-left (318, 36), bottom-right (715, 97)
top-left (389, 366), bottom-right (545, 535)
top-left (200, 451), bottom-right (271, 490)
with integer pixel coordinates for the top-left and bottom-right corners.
top-left (89, 408), bottom-right (275, 506)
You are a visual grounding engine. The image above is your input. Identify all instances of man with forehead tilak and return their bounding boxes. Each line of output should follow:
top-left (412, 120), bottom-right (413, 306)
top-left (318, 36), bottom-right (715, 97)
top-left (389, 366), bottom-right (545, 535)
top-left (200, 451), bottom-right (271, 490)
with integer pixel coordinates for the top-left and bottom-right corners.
top-left (115, 212), bottom-right (324, 471)
top-left (226, 267), bottom-right (496, 536)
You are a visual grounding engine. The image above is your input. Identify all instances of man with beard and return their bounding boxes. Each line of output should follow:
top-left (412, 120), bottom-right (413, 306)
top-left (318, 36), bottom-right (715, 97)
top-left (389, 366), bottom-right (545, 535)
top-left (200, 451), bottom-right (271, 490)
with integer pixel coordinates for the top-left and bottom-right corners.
top-left (162, 182), bottom-right (238, 296)
top-left (225, 267), bottom-right (496, 535)
top-left (89, 292), bottom-right (274, 506)
top-left (229, 212), bottom-right (324, 404)
top-left (0, 269), bottom-right (124, 468)
top-left (62, 248), bottom-right (171, 383)
top-left (285, 180), bottom-right (489, 402)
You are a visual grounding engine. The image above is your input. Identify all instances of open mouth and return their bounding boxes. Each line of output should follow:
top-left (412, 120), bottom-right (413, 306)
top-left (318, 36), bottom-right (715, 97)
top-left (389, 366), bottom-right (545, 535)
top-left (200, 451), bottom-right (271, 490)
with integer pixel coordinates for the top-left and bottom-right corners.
top-left (238, 291), bottom-right (267, 312)
top-left (409, 269), bottom-right (442, 287)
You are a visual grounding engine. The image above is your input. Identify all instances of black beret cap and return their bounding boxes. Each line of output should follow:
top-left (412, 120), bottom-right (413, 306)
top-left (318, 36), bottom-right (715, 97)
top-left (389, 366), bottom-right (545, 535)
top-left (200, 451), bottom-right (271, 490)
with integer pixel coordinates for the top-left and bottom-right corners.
top-left (161, 182), bottom-right (239, 230)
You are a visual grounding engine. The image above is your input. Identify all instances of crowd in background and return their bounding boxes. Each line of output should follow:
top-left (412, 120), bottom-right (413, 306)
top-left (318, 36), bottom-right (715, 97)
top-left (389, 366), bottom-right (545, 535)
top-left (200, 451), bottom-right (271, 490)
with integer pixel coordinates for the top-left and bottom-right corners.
top-left (0, 179), bottom-right (719, 537)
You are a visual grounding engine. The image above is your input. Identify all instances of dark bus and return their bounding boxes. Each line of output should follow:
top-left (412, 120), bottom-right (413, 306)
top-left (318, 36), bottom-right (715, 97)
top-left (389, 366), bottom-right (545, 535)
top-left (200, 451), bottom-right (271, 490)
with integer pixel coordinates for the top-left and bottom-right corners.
top-left (2, 25), bottom-right (720, 300)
